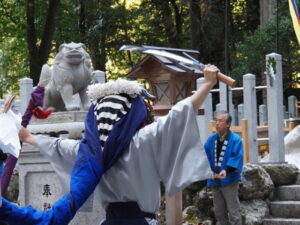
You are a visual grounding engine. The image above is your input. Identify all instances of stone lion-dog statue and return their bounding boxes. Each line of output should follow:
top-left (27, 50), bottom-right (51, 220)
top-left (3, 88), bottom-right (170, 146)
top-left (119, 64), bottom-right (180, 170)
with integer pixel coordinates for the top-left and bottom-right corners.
top-left (40, 42), bottom-right (92, 111)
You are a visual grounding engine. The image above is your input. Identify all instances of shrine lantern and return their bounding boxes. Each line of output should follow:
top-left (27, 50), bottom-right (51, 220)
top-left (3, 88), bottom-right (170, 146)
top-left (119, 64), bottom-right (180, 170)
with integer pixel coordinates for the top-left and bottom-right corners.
top-left (126, 46), bottom-right (202, 116)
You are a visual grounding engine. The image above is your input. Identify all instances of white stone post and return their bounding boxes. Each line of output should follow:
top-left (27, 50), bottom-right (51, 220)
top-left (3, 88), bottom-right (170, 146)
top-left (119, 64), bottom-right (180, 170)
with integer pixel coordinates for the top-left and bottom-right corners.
top-left (266, 53), bottom-right (285, 162)
top-left (283, 105), bottom-right (288, 119)
top-left (219, 81), bottom-right (228, 111)
top-left (92, 70), bottom-right (106, 84)
top-left (20, 78), bottom-right (33, 115)
top-left (243, 74), bottom-right (258, 163)
top-left (231, 104), bottom-right (236, 126)
top-left (219, 81), bottom-right (234, 122)
top-left (238, 104), bottom-right (244, 126)
top-left (196, 78), bottom-right (213, 144)
top-left (229, 90), bottom-right (233, 116)
top-left (288, 96), bottom-right (297, 118)
top-left (259, 104), bottom-right (268, 125)
top-left (215, 103), bottom-right (221, 118)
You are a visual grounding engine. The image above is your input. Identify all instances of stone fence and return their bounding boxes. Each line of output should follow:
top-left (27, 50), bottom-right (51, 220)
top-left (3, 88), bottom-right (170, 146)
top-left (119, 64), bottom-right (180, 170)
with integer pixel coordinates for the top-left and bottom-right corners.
top-left (196, 53), bottom-right (293, 164)
top-left (0, 55), bottom-right (297, 164)
top-left (0, 70), bottom-right (106, 115)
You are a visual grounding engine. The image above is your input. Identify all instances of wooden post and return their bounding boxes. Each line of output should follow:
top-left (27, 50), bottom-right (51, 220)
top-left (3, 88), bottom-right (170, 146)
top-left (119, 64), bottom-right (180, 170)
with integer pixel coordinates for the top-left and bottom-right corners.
top-left (165, 192), bottom-right (182, 225)
top-left (241, 119), bottom-right (250, 163)
top-left (209, 120), bottom-right (216, 134)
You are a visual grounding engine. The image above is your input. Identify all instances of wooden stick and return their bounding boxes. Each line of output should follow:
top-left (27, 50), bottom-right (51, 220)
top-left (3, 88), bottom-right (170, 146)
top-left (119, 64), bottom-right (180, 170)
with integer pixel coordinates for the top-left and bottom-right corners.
top-left (241, 119), bottom-right (249, 163)
top-left (217, 72), bottom-right (236, 87)
top-left (0, 95), bottom-right (16, 113)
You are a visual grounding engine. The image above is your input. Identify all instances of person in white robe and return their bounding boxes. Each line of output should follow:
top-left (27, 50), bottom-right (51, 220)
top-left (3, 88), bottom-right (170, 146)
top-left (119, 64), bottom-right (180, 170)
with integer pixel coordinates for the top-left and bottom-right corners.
top-left (0, 64), bottom-right (219, 225)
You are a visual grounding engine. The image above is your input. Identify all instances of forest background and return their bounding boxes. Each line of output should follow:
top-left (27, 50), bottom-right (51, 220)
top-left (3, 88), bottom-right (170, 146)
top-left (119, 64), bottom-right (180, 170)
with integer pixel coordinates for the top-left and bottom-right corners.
top-left (0, 0), bottom-right (299, 104)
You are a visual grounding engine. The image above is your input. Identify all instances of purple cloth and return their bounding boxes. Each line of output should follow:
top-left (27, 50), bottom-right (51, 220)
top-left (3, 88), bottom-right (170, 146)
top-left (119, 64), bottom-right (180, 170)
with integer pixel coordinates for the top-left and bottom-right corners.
top-left (1, 154), bottom-right (17, 196)
top-left (21, 85), bottom-right (45, 127)
top-left (30, 86), bottom-right (45, 107)
top-left (1, 86), bottom-right (45, 196)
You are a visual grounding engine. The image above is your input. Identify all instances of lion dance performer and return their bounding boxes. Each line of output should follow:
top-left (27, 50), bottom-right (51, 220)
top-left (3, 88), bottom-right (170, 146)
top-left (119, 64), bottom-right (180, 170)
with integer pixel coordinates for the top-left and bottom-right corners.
top-left (0, 65), bottom-right (219, 225)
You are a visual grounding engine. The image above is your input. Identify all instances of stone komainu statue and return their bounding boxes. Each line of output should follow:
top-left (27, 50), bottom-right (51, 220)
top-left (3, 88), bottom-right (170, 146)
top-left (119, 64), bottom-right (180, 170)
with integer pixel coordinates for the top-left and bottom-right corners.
top-left (40, 42), bottom-right (92, 111)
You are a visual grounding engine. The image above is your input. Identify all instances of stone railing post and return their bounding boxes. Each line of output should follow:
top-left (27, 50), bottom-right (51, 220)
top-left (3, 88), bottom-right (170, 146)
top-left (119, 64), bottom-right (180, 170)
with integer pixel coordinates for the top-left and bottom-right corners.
top-left (259, 104), bottom-right (267, 125)
top-left (231, 105), bottom-right (237, 126)
top-left (92, 70), bottom-right (106, 84)
top-left (20, 78), bottom-right (33, 115)
top-left (283, 105), bottom-right (288, 119)
top-left (215, 103), bottom-right (221, 118)
top-left (243, 74), bottom-right (258, 163)
top-left (238, 104), bottom-right (244, 126)
top-left (219, 81), bottom-right (227, 111)
top-left (196, 78), bottom-right (213, 144)
top-left (266, 53), bottom-right (285, 162)
top-left (288, 95), bottom-right (297, 118)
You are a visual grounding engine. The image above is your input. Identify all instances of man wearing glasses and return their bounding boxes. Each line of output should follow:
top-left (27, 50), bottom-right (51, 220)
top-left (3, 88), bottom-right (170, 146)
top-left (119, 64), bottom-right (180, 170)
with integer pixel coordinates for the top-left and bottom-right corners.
top-left (204, 111), bottom-right (243, 225)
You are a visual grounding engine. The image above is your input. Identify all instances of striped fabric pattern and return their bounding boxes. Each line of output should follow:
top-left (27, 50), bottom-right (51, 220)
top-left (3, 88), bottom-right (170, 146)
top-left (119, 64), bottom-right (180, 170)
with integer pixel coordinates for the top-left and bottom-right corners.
top-left (214, 139), bottom-right (228, 169)
top-left (94, 94), bottom-right (132, 149)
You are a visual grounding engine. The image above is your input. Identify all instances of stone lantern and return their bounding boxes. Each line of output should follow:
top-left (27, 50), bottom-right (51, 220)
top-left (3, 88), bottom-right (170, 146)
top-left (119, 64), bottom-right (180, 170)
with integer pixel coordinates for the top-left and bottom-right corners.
top-left (126, 46), bottom-right (202, 116)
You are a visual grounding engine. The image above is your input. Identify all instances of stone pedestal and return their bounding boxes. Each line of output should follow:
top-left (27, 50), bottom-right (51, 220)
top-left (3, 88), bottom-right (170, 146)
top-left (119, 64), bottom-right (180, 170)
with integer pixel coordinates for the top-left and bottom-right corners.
top-left (30, 111), bottom-right (86, 139)
top-left (19, 111), bottom-right (105, 225)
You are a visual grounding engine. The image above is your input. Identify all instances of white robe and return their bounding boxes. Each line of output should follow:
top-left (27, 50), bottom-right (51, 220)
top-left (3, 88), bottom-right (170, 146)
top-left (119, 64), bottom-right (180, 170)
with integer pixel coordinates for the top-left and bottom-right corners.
top-left (35, 97), bottom-right (211, 215)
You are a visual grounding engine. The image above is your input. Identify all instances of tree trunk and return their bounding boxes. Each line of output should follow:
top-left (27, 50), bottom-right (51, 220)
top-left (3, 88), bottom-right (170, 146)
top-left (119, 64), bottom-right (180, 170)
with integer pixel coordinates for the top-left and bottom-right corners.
top-left (170, 0), bottom-right (183, 46)
top-left (90, 35), bottom-right (106, 71)
top-left (189, 0), bottom-right (202, 54)
top-left (78, 0), bottom-right (86, 39)
top-left (198, 0), bottom-right (225, 66)
top-left (153, 0), bottom-right (182, 47)
top-left (26, 0), bottom-right (39, 85)
top-left (26, 0), bottom-right (61, 85)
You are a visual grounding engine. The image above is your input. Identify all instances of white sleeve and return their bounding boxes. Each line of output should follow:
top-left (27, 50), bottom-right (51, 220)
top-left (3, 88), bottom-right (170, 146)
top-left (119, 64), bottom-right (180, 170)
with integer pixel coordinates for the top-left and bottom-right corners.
top-left (133, 97), bottom-right (211, 196)
top-left (35, 136), bottom-right (80, 192)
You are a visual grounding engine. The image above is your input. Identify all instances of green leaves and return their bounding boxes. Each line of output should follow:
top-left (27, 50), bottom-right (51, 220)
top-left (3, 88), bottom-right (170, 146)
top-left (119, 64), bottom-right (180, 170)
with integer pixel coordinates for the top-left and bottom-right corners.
top-left (0, 0), bottom-right (298, 98)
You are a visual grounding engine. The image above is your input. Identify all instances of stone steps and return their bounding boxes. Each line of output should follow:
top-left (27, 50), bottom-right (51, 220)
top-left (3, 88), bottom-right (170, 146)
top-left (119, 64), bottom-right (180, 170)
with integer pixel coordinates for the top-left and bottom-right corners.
top-left (263, 218), bottom-right (300, 225)
top-left (276, 185), bottom-right (300, 201)
top-left (262, 173), bottom-right (300, 225)
top-left (269, 201), bottom-right (300, 218)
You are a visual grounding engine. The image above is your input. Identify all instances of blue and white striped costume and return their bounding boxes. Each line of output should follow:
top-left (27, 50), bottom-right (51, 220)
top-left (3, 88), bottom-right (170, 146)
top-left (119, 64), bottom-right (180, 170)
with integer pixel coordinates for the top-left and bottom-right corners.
top-left (204, 131), bottom-right (243, 188)
top-left (0, 79), bottom-right (212, 225)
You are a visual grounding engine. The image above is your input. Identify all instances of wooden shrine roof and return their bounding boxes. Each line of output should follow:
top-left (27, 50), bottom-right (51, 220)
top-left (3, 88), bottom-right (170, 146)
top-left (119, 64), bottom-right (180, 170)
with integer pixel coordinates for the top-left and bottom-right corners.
top-left (126, 46), bottom-right (203, 79)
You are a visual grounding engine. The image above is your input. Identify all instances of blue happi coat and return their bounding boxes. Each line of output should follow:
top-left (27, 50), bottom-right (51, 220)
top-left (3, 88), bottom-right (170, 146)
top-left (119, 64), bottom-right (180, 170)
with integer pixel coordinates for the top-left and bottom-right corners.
top-left (204, 131), bottom-right (243, 187)
top-left (0, 96), bottom-right (147, 225)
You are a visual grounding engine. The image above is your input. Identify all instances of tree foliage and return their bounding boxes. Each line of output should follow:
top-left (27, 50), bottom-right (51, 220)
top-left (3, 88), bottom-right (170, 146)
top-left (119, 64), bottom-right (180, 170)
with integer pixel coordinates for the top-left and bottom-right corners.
top-left (0, 0), bottom-right (298, 101)
top-left (230, 1), bottom-right (300, 91)
top-left (0, 0), bottom-right (28, 96)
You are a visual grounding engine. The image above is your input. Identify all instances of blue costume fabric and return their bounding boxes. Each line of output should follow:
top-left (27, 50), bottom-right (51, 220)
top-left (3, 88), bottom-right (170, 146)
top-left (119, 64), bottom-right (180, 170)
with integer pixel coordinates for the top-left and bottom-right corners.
top-left (0, 96), bottom-right (147, 225)
top-left (204, 131), bottom-right (243, 187)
